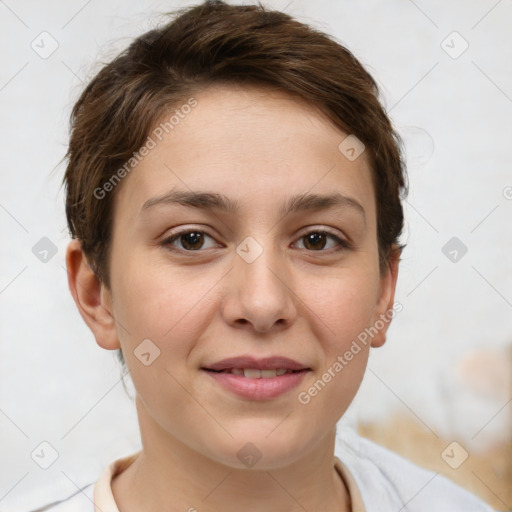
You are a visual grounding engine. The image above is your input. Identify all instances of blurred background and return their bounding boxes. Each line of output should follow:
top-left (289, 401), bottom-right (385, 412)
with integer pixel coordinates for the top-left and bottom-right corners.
top-left (0, 0), bottom-right (511, 510)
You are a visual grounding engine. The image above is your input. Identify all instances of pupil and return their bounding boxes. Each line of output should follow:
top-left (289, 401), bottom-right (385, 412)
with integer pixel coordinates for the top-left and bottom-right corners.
top-left (304, 233), bottom-right (326, 250)
top-left (182, 232), bottom-right (203, 250)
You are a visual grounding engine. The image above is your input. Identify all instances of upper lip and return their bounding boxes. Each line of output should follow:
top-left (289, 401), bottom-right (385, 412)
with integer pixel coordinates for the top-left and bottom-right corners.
top-left (203, 356), bottom-right (310, 371)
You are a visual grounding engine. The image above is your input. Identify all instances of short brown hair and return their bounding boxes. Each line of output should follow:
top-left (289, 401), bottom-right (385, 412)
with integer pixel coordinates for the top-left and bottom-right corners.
top-left (63, 0), bottom-right (407, 293)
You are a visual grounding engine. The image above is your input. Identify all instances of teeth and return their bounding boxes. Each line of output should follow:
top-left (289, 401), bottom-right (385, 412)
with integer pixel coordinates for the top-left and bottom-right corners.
top-left (244, 368), bottom-right (261, 379)
top-left (215, 368), bottom-right (294, 377)
top-left (227, 368), bottom-right (291, 378)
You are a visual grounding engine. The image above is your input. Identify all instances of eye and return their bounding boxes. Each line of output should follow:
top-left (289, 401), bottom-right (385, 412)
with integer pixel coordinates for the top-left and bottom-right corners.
top-left (161, 229), bottom-right (218, 252)
top-left (294, 229), bottom-right (350, 252)
top-left (160, 228), bottom-right (350, 254)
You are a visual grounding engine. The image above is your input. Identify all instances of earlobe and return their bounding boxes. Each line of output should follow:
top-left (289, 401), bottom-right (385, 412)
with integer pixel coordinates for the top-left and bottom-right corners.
top-left (65, 239), bottom-right (120, 351)
top-left (370, 246), bottom-right (401, 348)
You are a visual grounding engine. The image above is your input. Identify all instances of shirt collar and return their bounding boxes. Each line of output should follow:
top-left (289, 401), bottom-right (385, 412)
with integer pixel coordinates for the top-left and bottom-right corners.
top-left (93, 451), bottom-right (365, 512)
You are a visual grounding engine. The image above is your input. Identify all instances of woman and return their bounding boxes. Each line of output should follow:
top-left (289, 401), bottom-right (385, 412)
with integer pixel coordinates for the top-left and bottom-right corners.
top-left (39, 1), bottom-right (494, 510)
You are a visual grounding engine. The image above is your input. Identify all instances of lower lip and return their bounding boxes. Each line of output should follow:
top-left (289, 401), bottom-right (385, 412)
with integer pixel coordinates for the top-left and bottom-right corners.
top-left (202, 370), bottom-right (309, 400)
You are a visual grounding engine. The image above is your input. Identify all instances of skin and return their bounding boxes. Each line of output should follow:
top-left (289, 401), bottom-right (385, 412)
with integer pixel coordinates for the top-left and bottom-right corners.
top-left (66, 83), bottom-right (400, 511)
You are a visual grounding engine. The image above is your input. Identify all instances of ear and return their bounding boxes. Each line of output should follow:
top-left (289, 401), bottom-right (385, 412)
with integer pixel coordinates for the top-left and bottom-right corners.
top-left (65, 239), bottom-right (120, 351)
top-left (370, 245), bottom-right (401, 348)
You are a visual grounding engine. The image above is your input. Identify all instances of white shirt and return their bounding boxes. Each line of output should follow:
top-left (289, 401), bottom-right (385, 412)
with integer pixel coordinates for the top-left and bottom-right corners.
top-left (32, 432), bottom-right (495, 512)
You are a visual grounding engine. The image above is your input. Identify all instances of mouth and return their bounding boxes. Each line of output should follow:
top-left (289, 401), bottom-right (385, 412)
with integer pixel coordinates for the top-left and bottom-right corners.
top-left (202, 355), bottom-right (310, 371)
top-left (203, 368), bottom-right (305, 378)
top-left (201, 356), bottom-right (311, 400)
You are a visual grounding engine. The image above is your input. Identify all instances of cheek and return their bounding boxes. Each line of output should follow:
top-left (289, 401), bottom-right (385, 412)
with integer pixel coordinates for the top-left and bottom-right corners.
top-left (293, 266), bottom-right (379, 391)
top-left (293, 291), bottom-right (376, 436)
top-left (110, 261), bottom-right (216, 426)
top-left (308, 266), bottom-right (381, 351)
top-left (296, 273), bottom-right (378, 425)
top-left (112, 252), bottom-right (219, 360)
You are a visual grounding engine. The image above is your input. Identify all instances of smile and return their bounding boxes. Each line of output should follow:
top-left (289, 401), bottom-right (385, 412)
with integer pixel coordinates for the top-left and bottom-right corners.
top-left (202, 367), bottom-right (310, 400)
top-left (206, 368), bottom-right (300, 378)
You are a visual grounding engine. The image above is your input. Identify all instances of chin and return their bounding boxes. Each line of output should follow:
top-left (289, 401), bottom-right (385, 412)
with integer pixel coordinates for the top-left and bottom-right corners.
top-left (204, 425), bottom-right (315, 471)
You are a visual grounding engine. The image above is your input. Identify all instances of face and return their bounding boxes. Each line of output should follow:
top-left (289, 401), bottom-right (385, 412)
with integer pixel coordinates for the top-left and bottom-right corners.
top-left (84, 84), bottom-right (398, 469)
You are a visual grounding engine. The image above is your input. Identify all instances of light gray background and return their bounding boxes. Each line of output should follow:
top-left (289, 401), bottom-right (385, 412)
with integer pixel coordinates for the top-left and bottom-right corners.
top-left (1, 0), bottom-right (511, 510)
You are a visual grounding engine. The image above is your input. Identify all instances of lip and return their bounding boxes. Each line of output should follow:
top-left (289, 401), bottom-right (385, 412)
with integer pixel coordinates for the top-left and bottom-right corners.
top-left (202, 369), bottom-right (309, 400)
top-left (203, 356), bottom-right (309, 372)
top-left (201, 355), bottom-right (311, 400)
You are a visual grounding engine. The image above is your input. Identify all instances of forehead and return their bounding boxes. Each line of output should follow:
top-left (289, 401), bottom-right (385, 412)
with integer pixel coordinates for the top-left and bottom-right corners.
top-left (114, 83), bottom-right (376, 224)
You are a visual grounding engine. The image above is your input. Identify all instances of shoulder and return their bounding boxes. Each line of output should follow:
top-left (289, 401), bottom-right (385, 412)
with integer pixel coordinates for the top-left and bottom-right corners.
top-left (335, 429), bottom-right (495, 512)
top-left (28, 483), bottom-right (95, 512)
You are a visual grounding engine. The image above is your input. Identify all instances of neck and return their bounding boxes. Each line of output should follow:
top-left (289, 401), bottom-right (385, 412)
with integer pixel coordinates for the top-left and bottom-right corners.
top-left (112, 399), bottom-right (351, 512)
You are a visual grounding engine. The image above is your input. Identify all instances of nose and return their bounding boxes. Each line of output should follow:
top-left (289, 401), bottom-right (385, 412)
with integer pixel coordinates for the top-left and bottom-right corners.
top-left (221, 237), bottom-right (297, 334)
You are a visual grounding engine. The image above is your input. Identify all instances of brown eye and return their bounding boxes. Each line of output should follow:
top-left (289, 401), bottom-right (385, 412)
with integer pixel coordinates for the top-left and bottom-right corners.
top-left (303, 232), bottom-right (328, 250)
top-left (177, 232), bottom-right (205, 250)
top-left (295, 230), bottom-right (348, 252)
top-left (162, 230), bottom-right (217, 252)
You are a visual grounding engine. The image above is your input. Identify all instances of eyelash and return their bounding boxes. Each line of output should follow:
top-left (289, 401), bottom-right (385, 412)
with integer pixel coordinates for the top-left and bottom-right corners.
top-left (160, 228), bottom-right (351, 254)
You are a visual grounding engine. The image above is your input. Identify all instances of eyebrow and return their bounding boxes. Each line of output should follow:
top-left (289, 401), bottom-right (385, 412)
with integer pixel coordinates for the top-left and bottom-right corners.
top-left (140, 189), bottom-right (366, 223)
